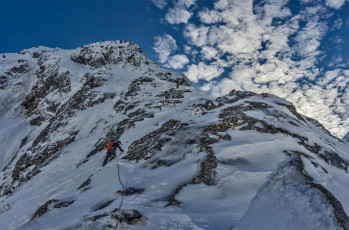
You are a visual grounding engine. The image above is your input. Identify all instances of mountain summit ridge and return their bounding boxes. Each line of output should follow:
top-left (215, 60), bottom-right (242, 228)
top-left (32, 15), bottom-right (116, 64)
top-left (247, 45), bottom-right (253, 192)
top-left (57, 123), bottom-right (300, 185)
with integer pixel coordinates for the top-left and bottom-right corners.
top-left (0, 41), bottom-right (349, 229)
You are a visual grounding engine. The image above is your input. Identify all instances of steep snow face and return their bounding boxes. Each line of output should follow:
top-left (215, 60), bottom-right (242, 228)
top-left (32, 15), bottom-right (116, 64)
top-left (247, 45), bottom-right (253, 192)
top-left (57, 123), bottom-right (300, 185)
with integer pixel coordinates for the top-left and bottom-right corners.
top-left (344, 132), bottom-right (349, 143)
top-left (0, 41), bottom-right (349, 230)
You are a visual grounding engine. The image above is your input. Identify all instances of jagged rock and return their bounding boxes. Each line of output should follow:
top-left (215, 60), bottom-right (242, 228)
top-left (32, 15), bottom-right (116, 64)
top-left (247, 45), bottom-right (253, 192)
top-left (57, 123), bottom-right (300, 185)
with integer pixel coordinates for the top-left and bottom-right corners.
top-left (156, 88), bottom-right (185, 99)
top-left (56, 74), bottom-right (108, 116)
top-left (117, 187), bottom-right (145, 196)
top-left (53, 200), bottom-right (74, 209)
top-left (307, 182), bottom-right (349, 230)
top-left (1, 41), bottom-right (349, 230)
top-left (125, 120), bottom-right (183, 161)
top-left (120, 209), bottom-right (143, 224)
top-left (289, 155), bottom-right (349, 230)
top-left (12, 129), bottom-right (78, 181)
top-left (71, 41), bottom-right (150, 68)
top-left (31, 199), bottom-right (74, 221)
top-left (0, 75), bottom-right (7, 89)
top-left (32, 52), bottom-right (40, 58)
top-left (166, 183), bottom-right (187, 206)
top-left (113, 100), bottom-right (126, 113)
top-left (124, 77), bottom-right (153, 99)
top-left (31, 199), bottom-right (58, 221)
top-left (21, 63), bottom-right (71, 124)
top-left (191, 154), bottom-right (217, 185)
top-left (285, 104), bottom-right (306, 122)
top-left (156, 72), bottom-right (191, 87)
top-left (86, 208), bottom-right (144, 226)
top-left (77, 175), bottom-right (93, 190)
top-left (193, 100), bottom-right (217, 113)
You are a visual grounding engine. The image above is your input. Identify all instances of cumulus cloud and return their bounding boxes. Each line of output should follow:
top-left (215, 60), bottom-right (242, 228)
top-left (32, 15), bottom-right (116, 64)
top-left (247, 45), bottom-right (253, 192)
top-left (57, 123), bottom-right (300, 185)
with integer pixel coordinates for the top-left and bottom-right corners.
top-left (325, 0), bottom-right (346, 9)
top-left (165, 8), bottom-right (192, 24)
top-left (153, 34), bottom-right (190, 69)
top-left (198, 9), bottom-right (221, 24)
top-left (153, 34), bottom-right (177, 63)
top-left (185, 62), bottom-right (224, 83)
top-left (294, 19), bottom-right (327, 57)
top-left (184, 24), bottom-right (209, 46)
top-left (164, 55), bottom-right (190, 69)
top-left (181, 0), bottom-right (349, 137)
top-left (152, 0), bottom-right (168, 9)
top-left (201, 46), bottom-right (218, 60)
top-left (165, 0), bottom-right (196, 24)
top-left (154, 0), bottom-right (349, 137)
top-left (177, 0), bottom-right (196, 8)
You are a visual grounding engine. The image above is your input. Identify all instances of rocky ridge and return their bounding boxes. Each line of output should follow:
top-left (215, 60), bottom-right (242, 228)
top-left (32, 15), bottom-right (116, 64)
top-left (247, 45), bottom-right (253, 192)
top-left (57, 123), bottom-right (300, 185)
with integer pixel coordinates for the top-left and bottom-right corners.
top-left (0, 41), bottom-right (348, 229)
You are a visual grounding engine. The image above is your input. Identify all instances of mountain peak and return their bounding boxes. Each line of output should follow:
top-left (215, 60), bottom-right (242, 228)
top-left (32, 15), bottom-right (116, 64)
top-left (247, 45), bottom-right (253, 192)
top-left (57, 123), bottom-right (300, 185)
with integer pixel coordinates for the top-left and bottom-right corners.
top-left (0, 41), bottom-right (349, 230)
top-left (70, 40), bottom-right (154, 68)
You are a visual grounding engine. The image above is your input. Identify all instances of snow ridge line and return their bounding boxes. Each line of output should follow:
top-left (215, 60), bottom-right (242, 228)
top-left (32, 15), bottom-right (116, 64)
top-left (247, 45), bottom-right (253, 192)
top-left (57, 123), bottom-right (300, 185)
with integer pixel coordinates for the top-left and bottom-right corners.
top-left (290, 156), bottom-right (349, 230)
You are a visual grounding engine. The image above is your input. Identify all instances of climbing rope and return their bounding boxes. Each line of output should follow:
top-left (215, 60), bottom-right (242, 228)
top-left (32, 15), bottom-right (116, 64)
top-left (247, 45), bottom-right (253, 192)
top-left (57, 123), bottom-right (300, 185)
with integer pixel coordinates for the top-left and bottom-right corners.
top-left (115, 153), bottom-right (125, 229)
top-left (173, 102), bottom-right (182, 120)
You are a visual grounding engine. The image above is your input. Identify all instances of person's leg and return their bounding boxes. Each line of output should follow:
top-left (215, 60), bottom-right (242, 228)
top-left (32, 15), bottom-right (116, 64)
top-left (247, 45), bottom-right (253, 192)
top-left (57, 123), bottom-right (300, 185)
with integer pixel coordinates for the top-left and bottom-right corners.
top-left (103, 152), bottom-right (111, 166)
top-left (109, 151), bottom-right (116, 161)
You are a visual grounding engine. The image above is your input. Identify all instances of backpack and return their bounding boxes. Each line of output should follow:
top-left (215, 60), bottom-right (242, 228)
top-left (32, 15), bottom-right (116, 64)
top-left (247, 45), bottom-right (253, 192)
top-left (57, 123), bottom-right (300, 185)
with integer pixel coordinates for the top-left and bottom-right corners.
top-left (106, 141), bottom-right (115, 150)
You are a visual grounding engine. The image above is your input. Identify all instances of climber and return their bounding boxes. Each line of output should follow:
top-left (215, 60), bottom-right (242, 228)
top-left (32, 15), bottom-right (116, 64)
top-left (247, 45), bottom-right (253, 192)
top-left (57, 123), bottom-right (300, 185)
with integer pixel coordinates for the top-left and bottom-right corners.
top-left (176, 78), bottom-right (180, 88)
top-left (103, 140), bottom-right (124, 166)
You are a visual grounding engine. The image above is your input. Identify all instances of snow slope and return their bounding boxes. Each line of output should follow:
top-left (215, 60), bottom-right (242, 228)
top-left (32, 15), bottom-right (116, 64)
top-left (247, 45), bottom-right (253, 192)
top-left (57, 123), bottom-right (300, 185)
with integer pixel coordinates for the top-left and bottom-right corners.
top-left (0, 41), bottom-right (349, 229)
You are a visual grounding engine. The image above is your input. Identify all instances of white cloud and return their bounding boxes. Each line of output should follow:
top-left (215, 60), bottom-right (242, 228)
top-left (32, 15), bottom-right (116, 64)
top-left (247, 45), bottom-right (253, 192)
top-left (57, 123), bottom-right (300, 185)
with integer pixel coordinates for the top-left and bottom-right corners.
top-left (164, 0), bottom-right (196, 24)
top-left (153, 34), bottom-right (177, 63)
top-left (325, 0), bottom-right (346, 9)
top-left (152, 0), bottom-right (167, 9)
top-left (164, 55), bottom-right (190, 69)
top-left (214, 0), bottom-right (229, 10)
top-left (200, 82), bottom-right (216, 91)
top-left (178, 0), bottom-right (349, 137)
top-left (294, 20), bottom-right (327, 57)
top-left (198, 9), bottom-right (221, 24)
top-left (184, 24), bottom-right (209, 46)
top-left (183, 45), bottom-right (192, 54)
top-left (332, 18), bottom-right (343, 30)
top-left (201, 46), bottom-right (218, 60)
top-left (177, 0), bottom-right (196, 8)
top-left (165, 7), bottom-right (192, 24)
top-left (153, 35), bottom-right (190, 69)
top-left (185, 62), bottom-right (224, 83)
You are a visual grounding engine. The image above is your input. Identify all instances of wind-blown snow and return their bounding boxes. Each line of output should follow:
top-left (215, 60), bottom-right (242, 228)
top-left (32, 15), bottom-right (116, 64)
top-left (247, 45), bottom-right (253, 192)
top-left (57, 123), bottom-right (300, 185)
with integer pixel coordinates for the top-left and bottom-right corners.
top-left (0, 41), bottom-right (348, 230)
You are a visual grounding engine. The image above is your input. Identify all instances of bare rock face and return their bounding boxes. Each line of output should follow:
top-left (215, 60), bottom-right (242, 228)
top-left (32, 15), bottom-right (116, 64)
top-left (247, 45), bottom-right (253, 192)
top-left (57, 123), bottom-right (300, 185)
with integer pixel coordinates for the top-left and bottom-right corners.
top-left (70, 40), bottom-right (152, 68)
top-left (21, 63), bottom-right (71, 125)
top-left (1, 41), bottom-right (349, 230)
top-left (124, 77), bottom-right (153, 99)
top-left (31, 199), bottom-right (74, 221)
top-left (125, 119), bottom-right (183, 161)
top-left (56, 73), bottom-right (110, 117)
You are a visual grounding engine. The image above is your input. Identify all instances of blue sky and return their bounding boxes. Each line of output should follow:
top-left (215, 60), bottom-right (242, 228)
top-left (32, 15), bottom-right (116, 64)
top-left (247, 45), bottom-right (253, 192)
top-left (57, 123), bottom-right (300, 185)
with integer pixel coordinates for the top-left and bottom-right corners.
top-left (0, 0), bottom-right (348, 138)
top-left (0, 1), bottom-right (162, 57)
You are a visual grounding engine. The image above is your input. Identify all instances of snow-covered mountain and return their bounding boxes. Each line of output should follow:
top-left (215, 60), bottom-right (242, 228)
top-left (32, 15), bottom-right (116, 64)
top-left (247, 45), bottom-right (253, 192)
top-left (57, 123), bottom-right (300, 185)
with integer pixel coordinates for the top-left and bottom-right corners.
top-left (0, 41), bottom-right (349, 230)
top-left (344, 133), bottom-right (349, 143)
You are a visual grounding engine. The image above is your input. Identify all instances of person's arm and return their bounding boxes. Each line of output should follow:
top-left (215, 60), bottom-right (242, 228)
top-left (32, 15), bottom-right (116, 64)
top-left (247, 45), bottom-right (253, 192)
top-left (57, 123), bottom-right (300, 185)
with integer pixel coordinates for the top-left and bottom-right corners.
top-left (117, 145), bottom-right (124, 152)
